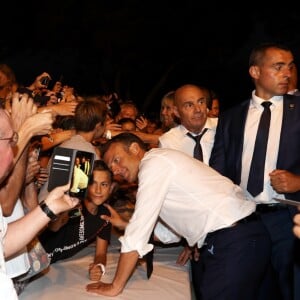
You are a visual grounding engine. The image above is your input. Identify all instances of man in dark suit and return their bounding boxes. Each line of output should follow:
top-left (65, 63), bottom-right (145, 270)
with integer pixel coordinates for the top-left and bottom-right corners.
top-left (210, 42), bottom-right (300, 300)
top-left (80, 156), bottom-right (91, 175)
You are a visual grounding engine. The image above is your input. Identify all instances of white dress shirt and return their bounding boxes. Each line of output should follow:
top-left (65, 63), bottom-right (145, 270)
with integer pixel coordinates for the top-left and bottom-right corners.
top-left (0, 206), bottom-right (18, 299)
top-left (241, 91), bottom-right (283, 203)
top-left (119, 148), bottom-right (255, 257)
top-left (158, 118), bottom-right (218, 165)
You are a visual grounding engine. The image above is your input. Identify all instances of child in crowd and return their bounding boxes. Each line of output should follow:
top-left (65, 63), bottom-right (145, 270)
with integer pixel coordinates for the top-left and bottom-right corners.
top-left (39, 160), bottom-right (114, 281)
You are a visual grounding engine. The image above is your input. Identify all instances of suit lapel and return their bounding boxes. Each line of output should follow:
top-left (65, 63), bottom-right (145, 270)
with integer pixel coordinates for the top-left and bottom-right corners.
top-left (277, 94), bottom-right (298, 169)
top-left (230, 100), bottom-right (250, 183)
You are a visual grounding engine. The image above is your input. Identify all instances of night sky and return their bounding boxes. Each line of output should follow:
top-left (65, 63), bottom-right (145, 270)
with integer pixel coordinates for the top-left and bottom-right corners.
top-left (2, 2), bottom-right (300, 116)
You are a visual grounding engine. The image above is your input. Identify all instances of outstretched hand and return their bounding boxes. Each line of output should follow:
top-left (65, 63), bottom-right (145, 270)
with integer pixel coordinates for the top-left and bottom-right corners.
top-left (10, 93), bottom-right (37, 131)
top-left (86, 281), bottom-right (121, 297)
top-left (101, 203), bottom-right (128, 230)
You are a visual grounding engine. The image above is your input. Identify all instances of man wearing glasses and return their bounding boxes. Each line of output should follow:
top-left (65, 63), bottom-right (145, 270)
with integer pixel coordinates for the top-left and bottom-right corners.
top-left (0, 102), bottom-right (79, 299)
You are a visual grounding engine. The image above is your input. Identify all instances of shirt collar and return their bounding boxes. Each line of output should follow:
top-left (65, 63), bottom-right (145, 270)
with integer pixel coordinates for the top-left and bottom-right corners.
top-left (178, 117), bottom-right (217, 136)
top-left (251, 90), bottom-right (283, 109)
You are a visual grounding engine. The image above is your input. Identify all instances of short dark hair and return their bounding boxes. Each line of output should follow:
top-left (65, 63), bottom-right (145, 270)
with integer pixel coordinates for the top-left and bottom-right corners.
top-left (89, 159), bottom-right (113, 184)
top-left (74, 98), bottom-right (107, 132)
top-left (101, 133), bottom-right (148, 157)
top-left (249, 42), bottom-right (292, 67)
top-left (118, 117), bottom-right (136, 127)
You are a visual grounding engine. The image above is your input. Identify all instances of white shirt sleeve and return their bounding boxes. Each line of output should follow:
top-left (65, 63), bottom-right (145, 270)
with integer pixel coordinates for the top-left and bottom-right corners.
top-left (0, 273), bottom-right (18, 300)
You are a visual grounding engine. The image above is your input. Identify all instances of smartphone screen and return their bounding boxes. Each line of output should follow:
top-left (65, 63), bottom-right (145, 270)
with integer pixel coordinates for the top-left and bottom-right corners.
top-left (69, 151), bottom-right (94, 201)
top-left (48, 147), bottom-right (95, 201)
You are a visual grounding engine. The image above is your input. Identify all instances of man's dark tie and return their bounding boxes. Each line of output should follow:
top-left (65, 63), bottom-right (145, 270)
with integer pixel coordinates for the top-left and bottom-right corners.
top-left (247, 101), bottom-right (272, 197)
top-left (187, 128), bottom-right (208, 161)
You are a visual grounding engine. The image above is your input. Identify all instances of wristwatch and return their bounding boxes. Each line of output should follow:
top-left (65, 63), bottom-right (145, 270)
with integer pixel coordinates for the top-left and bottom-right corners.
top-left (39, 201), bottom-right (58, 221)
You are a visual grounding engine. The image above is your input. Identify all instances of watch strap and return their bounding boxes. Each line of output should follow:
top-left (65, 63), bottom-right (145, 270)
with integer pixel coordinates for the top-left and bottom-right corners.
top-left (39, 201), bottom-right (58, 221)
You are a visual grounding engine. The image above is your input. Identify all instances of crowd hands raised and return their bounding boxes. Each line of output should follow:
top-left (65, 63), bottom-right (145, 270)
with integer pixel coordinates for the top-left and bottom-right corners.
top-left (0, 64), bottom-right (183, 298)
top-left (3, 42), bottom-right (300, 300)
top-left (0, 95), bottom-right (79, 299)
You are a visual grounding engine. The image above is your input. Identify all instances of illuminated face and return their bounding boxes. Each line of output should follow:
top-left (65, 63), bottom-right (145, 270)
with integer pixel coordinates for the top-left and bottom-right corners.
top-left (0, 70), bottom-right (10, 87)
top-left (75, 157), bottom-right (81, 166)
top-left (251, 48), bottom-right (295, 99)
top-left (208, 99), bottom-right (220, 118)
top-left (174, 85), bottom-right (208, 134)
top-left (118, 104), bottom-right (138, 121)
top-left (103, 143), bottom-right (140, 183)
top-left (0, 110), bottom-right (15, 183)
top-left (121, 121), bottom-right (136, 131)
top-left (88, 170), bottom-right (112, 206)
top-left (160, 98), bottom-right (176, 128)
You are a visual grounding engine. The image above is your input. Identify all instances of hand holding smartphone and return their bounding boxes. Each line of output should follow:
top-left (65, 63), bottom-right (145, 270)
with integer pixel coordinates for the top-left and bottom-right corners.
top-left (48, 147), bottom-right (95, 202)
top-left (40, 76), bottom-right (50, 88)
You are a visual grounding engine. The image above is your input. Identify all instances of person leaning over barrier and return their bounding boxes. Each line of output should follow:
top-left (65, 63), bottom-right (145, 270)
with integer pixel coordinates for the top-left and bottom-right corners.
top-left (86, 132), bottom-right (271, 300)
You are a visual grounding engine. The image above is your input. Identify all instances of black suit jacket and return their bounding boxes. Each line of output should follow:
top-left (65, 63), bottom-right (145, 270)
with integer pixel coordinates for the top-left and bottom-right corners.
top-left (210, 94), bottom-right (300, 201)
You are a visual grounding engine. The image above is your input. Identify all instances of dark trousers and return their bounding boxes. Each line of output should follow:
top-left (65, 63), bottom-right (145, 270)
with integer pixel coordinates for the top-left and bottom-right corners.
top-left (258, 208), bottom-right (296, 300)
top-left (293, 238), bottom-right (300, 300)
top-left (196, 219), bottom-right (271, 300)
top-left (190, 259), bottom-right (203, 300)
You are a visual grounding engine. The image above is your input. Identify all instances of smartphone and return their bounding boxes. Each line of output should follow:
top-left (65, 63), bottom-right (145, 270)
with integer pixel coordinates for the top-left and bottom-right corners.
top-left (47, 147), bottom-right (95, 201)
top-left (40, 76), bottom-right (50, 87)
top-left (273, 197), bottom-right (300, 206)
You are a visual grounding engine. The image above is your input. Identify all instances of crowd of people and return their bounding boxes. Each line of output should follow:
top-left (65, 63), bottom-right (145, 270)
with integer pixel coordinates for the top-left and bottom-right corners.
top-left (1, 41), bottom-right (300, 300)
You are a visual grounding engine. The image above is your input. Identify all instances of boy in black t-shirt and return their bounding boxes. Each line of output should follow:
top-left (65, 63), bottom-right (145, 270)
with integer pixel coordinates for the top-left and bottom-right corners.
top-left (39, 160), bottom-right (114, 281)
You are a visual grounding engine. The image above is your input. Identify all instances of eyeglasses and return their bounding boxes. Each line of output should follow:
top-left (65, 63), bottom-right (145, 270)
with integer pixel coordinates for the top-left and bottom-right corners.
top-left (0, 131), bottom-right (18, 147)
